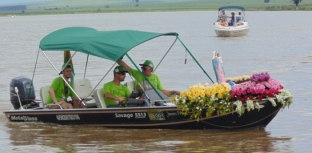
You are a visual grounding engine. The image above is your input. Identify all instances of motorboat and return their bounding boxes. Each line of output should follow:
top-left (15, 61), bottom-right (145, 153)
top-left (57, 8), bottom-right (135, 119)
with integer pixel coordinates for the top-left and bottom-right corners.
top-left (3, 27), bottom-right (292, 129)
top-left (214, 6), bottom-right (249, 37)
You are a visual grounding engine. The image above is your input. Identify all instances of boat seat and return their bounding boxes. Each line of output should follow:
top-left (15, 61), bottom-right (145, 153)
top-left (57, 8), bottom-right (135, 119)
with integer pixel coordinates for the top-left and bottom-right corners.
top-left (40, 85), bottom-right (51, 107)
top-left (124, 80), bottom-right (136, 93)
top-left (74, 78), bottom-right (96, 108)
top-left (93, 88), bottom-right (107, 108)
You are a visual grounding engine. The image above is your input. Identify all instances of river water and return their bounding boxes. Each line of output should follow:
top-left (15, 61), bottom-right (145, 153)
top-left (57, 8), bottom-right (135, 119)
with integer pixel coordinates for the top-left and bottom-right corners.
top-left (0, 11), bottom-right (311, 152)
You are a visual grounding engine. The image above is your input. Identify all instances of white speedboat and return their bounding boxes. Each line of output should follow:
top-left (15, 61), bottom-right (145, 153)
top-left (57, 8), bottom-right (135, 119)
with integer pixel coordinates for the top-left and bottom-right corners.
top-left (214, 6), bottom-right (249, 37)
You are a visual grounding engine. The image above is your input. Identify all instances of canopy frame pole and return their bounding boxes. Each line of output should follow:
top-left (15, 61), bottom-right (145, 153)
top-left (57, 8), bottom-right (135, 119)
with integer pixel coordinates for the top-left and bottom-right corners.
top-left (83, 54), bottom-right (89, 78)
top-left (31, 48), bottom-right (41, 83)
top-left (90, 63), bottom-right (117, 98)
top-left (41, 50), bottom-right (86, 106)
top-left (177, 37), bottom-right (215, 83)
top-left (154, 37), bottom-right (177, 72)
top-left (26, 48), bottom-right (42, 106)
top-left (125, 54), bottom-right (165, 101)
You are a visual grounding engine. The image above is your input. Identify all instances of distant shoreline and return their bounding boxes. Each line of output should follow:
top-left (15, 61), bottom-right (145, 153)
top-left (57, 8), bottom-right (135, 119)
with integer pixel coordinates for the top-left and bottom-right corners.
top-left (1, 4), bottom-right (311, 17)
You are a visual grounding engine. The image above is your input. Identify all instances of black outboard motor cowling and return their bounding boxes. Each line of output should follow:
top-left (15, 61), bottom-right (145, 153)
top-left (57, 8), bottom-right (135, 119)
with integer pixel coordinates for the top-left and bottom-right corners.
top-left (10, 76), bottom-right (36, 109)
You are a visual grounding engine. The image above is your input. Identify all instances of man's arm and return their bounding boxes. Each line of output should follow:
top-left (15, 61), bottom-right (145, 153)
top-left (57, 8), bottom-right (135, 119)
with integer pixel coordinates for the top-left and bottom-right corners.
top-left (117, 59), bottom-right (131, 72)
top-left (48, 88), bottom-right (59, 104)
top-left (72, 96), bottom-right (86, 108)
top-left (161, 90), bottom-right (180, 97)
top-left (104, 92), bottom-right (125, 103)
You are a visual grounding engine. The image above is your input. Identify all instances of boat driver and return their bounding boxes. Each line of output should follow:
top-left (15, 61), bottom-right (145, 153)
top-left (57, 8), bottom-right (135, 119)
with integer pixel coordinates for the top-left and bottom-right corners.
top-left (47, 64), bottom-right (85, 109)
top-left (103, 66), bottom-right (131, 107)
top-left (117, 59), bottom-right (180, 97)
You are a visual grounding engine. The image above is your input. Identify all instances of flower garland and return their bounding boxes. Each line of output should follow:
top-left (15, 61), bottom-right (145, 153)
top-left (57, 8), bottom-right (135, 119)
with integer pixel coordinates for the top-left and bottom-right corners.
top-left (174, 72), bottom-right (293, 121)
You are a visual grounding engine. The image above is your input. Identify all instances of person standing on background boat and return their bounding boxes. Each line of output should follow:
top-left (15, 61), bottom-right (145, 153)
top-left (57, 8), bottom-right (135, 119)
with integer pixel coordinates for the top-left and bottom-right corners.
top-left (218, 10), bottom-right (228, 22)
top-left (47, 64), bottom-right (85, 109)
top-left (212, 51), bottom-right (225, 83)
top-left (228, 12), bottom-right (235, 26)
top-left (117, 59), bottom-right (180, 97)
top-left (236, 12), bottom-right (244, 21)
top-left (103, 66), bottom-right (131, 107)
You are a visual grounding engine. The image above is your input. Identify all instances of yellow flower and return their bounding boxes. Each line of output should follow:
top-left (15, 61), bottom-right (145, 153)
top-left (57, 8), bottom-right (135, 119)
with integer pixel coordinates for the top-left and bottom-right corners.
top-left (199, 91), bottom-right (205, 97)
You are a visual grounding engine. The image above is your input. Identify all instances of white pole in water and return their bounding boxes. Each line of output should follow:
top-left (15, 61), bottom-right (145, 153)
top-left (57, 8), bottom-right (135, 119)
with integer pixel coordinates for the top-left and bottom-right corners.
top-left (14, 87), bottom-right (24, 110)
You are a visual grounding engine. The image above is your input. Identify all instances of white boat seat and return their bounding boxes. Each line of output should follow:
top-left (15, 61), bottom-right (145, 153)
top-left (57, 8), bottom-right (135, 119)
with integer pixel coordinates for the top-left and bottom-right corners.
top-left (40, 85), bottom-right (51, 106)
top-left (39, 85), bottom-right (65, 109)
top-left (74, 78), bottom-right (96, 107)
top-left (124, 80), bottom-right (136, 93)
top-left (93, 88), bottom-right (107, 108)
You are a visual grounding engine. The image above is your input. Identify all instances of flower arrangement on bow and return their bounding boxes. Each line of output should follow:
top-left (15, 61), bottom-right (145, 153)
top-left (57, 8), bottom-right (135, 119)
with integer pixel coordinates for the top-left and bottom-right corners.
top-left (174, 72), bottom-right (293, 121)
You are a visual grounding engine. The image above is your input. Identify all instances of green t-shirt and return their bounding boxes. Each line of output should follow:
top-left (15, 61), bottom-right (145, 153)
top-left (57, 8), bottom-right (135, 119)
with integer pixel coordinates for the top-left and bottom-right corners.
top-left (103, 81), bottom-right (131, 106)
top-left (129, 68), bottom-right (164, 91)
top-left (46, 77), bottom-right (74, 104)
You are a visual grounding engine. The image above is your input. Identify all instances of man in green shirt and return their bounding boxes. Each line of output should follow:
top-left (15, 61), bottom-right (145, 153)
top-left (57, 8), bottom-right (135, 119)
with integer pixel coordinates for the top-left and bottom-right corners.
top-left (117, 59), bottom-right (180, 97)
top-left (47, 64), bottom-right (85, 109)
top-left (103, 66), bottom-right (131, 107)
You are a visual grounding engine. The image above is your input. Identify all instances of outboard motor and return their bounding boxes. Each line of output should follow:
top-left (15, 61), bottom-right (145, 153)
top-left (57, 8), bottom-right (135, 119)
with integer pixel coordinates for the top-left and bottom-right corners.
top-left (10, 76), bottom-right (37, 109)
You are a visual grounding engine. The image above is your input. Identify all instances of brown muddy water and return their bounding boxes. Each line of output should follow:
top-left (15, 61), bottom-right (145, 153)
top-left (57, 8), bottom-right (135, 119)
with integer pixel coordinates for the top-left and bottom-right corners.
top-left (0, 11), bottom-right (311, 152)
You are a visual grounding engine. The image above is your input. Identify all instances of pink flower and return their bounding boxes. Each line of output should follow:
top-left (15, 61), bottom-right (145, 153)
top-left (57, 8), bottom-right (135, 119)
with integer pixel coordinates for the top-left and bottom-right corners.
top-left (230, 72), bottom-right (284, 102)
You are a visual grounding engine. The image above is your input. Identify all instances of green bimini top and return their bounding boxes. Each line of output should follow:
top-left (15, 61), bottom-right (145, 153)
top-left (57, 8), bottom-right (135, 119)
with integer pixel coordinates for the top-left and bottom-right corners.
top-left (39, 27), bottom-right (178, 62)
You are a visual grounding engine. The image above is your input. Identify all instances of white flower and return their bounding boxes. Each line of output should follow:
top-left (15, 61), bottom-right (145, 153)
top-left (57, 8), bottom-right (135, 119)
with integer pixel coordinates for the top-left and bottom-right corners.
top-left (254, 102), bottom-right (263, 110)
top-left (246, 99), bottom-right (254, 112)
top-left (268, 97), bottom-right (276, 107)
top-left (233, 100), bottom-right (244, 116)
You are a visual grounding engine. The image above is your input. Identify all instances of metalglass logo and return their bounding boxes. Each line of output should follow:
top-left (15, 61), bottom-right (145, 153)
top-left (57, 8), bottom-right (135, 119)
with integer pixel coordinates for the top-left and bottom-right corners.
top-left (11, 116), bottom-right (37, 121)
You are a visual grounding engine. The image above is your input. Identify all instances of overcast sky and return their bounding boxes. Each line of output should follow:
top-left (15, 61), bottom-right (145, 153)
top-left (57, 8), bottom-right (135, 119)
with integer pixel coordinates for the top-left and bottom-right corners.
top-left (0, 0), bottom-right (49, 5)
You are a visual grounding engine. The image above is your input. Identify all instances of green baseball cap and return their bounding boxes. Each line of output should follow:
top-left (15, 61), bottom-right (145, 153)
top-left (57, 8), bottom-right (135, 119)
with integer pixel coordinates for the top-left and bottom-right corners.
top-left (114, 66), bottom-right (128, 74)
top-left (62, 64), bottom-right (72, 70)
top-left (139, 60), bottom-right (154, 69)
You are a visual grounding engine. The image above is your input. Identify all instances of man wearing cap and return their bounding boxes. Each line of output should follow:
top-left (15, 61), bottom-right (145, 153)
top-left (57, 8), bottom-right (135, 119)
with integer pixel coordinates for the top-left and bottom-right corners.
top-left (103, 66), bottom-right (131, 107)
top-left (117, 59), bottom-right (180, 97)
top-left (47, 64), bottom-right (85, 109)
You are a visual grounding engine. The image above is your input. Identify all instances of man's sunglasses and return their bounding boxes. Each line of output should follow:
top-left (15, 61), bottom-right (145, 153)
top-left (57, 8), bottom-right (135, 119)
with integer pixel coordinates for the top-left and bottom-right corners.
top-left (118, 72), bottom-right (126, 75)
top-left (141, 67), bottom-right (150, 71)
